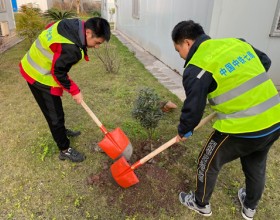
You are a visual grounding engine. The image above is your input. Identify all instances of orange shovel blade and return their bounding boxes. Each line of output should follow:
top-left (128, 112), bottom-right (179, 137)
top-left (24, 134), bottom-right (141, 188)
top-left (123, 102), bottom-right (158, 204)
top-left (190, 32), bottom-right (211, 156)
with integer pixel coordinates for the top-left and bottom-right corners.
top-left (110, 156), bottom-right (139, 188)
top-left (98, 127), bottom-right (130, 159)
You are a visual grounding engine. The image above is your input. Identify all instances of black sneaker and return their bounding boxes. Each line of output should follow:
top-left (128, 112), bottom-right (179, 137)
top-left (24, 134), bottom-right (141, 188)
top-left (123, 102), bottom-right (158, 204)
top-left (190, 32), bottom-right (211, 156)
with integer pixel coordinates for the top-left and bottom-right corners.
top-left (59, 147), bottom-right (85, 162)
top-left (66, 129), bottom-right (81, 137)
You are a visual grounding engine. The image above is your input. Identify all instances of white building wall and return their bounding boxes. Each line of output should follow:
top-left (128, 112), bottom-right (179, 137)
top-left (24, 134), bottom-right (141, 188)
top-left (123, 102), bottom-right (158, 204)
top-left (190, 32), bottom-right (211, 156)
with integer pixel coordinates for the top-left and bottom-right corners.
top-left (209, 0), bottom-right (280, 87)
top-left (115, 0), bottom-right (214, 75)
top-left (16, 0), bottom-right (53, 12)
top-left (101, 0), bottom-right (116, 23)
top-left (0, 0), bottom-right (16, 31)
top-left (115, 0), bottom-right (280, 87)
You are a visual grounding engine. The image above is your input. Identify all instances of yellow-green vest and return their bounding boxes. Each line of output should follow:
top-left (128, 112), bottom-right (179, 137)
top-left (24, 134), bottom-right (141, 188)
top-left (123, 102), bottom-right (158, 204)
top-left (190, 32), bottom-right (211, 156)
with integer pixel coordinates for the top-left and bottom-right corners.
top-left (21, 21), bottom-right (85, 87)
top-left (187, 38), bottom-right (280, 133)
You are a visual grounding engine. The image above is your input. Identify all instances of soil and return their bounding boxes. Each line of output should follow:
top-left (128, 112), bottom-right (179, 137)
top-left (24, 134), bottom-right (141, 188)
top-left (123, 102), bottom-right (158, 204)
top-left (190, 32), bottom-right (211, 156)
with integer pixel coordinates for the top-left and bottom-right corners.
top-left (86, 140), bottom-right (190, 217)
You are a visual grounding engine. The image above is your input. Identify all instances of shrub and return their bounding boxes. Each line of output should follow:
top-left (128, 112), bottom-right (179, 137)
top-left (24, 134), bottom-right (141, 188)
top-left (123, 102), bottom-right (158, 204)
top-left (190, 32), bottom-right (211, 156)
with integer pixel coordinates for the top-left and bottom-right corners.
top-left (15, 5), bottom-right (46, 46)
top-left (92, 42), bottom-right (120, 74)
top-left (132, 88), bottom-right (163, 142)
top-left (90, 10), bottom-right (101, 17)
top-left (109, 8), bottom-right (115, 22)
top-left (83, 1), bottom-right (101, 14)
top-left (44, 8), bottom-right (76, 22)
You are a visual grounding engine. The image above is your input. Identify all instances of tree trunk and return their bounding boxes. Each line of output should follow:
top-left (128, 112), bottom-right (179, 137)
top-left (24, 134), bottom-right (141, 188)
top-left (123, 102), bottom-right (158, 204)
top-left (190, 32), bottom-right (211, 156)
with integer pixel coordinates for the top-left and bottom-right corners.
top-left (76, 0), bottom-right (80, 14)
top-left (80, 0), bottom-right (84, 13)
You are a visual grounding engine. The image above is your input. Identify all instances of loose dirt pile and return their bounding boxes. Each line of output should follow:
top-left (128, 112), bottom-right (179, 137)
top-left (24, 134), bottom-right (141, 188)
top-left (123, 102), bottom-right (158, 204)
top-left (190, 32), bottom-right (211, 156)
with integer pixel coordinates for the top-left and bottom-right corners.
top-left (86, 141), bottom-right (190, 217)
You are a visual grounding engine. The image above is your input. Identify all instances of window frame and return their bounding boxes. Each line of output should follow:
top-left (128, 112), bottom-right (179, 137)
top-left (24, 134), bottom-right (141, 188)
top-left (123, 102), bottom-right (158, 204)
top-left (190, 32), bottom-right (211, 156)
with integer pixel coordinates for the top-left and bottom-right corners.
top-left (270, 0), bottom-right (280, 37)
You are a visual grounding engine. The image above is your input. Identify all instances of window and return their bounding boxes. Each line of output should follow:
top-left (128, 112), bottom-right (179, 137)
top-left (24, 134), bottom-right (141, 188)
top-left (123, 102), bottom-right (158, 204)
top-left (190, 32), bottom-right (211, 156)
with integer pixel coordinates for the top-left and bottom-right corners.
top-left (270, 0), bottom-right (280, 37)
top-left (132, 0), bottom-right (140, 19)
top-left (0, 0), bottom-right (6, 12)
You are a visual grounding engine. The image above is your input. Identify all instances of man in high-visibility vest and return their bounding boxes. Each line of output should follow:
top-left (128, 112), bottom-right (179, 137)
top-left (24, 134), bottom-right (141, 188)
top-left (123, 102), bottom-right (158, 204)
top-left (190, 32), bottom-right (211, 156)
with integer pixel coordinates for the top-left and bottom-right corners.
top-left (172, 20), bottom-right (280, 220)
top-left (19, 17), bottom-right (111, 162)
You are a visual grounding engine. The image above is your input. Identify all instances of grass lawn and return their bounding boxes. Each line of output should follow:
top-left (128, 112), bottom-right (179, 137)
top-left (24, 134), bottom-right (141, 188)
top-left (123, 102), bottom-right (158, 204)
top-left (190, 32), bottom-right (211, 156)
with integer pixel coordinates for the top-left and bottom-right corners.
top-left (0, 35), bottom-right (279, 220)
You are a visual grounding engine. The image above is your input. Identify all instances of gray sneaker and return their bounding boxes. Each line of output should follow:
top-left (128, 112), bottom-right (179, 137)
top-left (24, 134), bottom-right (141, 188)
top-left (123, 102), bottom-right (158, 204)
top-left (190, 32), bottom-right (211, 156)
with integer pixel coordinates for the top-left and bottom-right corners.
top-left (238, 188), bottom-right (256, 220)
top-left (179, 191), bottom-right (212, 217)
top-left (59, 147), bottom-right (85, 162)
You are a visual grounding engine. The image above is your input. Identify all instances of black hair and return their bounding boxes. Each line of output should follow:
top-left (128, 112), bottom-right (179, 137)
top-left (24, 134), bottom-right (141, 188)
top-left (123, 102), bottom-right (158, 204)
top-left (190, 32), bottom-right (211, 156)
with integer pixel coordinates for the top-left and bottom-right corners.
top-left (85, 17), bottom-right (111, 41)
top-left (171, 20), bottom-right (205, 44)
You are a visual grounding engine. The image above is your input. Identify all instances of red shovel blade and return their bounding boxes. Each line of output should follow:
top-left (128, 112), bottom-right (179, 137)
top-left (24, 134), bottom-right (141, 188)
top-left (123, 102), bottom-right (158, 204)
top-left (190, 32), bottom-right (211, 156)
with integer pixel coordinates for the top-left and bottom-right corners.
top-left (98, 127), bottom-right (130, 159)
top-left (110, 156), bottom-right (139, 188)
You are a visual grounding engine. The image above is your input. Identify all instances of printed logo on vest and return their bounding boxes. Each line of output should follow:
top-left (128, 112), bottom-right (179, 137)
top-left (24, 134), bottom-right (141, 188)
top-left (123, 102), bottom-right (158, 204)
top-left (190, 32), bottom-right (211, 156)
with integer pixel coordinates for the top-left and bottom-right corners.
top-left (46, 26), bottom-right (53, 41)
top-left (220, 51), bottom-right (255, 76)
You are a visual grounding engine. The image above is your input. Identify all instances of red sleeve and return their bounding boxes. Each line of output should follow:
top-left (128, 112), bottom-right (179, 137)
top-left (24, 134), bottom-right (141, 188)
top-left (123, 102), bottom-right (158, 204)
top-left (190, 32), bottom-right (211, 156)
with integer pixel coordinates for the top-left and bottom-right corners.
top-left (45, 22), bottom-right (55, 30)
top-left (50, 43), bottom-right (81, 96)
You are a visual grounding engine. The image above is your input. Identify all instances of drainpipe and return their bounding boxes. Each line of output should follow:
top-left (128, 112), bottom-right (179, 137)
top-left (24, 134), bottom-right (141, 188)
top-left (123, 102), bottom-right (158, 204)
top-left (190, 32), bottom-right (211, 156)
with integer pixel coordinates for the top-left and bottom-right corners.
top-left (114, 0), bottom-right (118, 31)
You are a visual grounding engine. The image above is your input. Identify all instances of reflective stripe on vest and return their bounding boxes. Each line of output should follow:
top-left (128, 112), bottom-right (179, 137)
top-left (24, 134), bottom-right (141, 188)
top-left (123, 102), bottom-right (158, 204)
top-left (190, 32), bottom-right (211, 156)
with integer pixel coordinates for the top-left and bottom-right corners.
top-left (217, 94), bottom-right (280, 119)
top-left (208, 72), bottom-right (269, 106)
top-left (35, 39), bottom-right (53, 60)
top-left (26, 51), bottom-right (50, 75)
top-left (187, 38), bottom-right (280, 133)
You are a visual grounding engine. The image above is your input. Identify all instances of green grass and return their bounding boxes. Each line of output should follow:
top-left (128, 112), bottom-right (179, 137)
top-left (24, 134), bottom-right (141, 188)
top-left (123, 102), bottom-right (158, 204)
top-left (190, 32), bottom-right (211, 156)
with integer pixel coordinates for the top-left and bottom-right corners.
top-left (0, 35), bottom-right (279, 220)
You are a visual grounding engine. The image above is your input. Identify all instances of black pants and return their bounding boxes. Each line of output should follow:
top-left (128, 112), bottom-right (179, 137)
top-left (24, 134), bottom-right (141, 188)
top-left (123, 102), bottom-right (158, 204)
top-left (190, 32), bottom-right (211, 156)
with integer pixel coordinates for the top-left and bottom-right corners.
top-left (195, 129), bottom-right (280, 209)
top-left (28, 83), bottom-right (70, 151)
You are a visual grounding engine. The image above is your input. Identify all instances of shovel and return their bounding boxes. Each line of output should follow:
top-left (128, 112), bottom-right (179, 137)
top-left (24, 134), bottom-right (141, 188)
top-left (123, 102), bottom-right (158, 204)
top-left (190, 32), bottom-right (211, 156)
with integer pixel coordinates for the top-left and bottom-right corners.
top-left (81, 100), bottom-right (133, 160)
top-left (110, 112), bottom-right (217, 188)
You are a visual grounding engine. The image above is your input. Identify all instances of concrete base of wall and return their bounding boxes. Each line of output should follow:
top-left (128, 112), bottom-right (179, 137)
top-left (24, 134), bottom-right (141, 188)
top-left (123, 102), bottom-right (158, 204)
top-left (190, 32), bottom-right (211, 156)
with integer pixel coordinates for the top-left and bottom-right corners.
top-left (0, 29), bottom-right (23, 53)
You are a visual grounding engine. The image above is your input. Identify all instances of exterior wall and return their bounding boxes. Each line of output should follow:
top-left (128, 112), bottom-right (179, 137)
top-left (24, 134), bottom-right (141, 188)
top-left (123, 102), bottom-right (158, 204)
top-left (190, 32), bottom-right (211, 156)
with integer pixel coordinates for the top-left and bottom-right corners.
top-left (115, 0), bottom-right (280, 87)
top-left (115, 0), bottom-right (214, 75)
top-left (16, 0), bottom-right (53, 12)
top-left (209, 0), bottom-right (280, 87)
top-left (101, 0), bottom-right (116, 23)
top-left (0, 0), bottom-right (16, 31)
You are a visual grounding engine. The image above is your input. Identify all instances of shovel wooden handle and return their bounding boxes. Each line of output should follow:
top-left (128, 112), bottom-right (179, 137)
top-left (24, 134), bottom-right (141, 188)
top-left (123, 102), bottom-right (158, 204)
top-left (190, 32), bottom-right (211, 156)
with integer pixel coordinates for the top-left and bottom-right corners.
top-left (81, 100), bottom-right (106, 132)
top-left (134, 112), bottom-right (217, 168)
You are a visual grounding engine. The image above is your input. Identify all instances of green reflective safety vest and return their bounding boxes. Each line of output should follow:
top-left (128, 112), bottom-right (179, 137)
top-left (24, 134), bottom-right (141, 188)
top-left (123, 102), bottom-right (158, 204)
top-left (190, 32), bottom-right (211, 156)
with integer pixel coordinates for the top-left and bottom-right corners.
top-left (21, 21), bottom-right (85, 87)
top-left (187, 38), bottom-right (280, 133)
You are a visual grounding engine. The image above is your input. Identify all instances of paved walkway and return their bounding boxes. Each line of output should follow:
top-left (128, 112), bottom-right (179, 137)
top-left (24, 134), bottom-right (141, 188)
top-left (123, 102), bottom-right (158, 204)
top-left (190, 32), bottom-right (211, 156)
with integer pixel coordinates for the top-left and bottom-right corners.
top-left (113, 30), bottom-right (185, 102)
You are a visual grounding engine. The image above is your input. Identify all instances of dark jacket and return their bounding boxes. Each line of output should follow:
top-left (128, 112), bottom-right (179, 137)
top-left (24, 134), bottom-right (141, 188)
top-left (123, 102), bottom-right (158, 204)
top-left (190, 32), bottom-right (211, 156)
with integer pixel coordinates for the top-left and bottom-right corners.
top-left (178, 34), bottom-right (276, 138)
